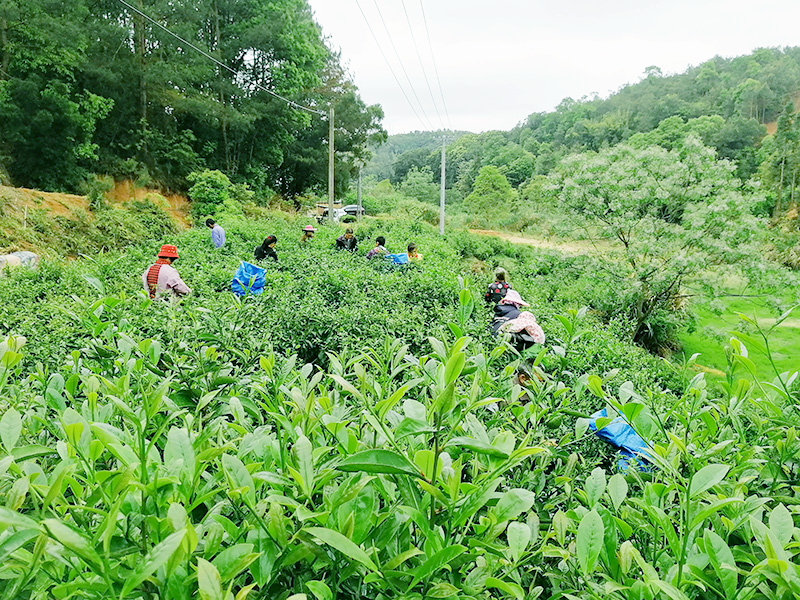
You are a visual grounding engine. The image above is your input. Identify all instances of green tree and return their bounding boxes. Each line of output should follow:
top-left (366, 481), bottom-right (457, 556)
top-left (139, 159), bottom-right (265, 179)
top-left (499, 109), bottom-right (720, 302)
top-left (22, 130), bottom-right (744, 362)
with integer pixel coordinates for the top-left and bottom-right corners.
top-left (400, 166), bottom-right (438, 204)
top-left (758, 102), bottom-right (800, 217)
top-left (464, 165), bottom-right (516, 223)
top-left (553, 137), bottom-right (766, 351)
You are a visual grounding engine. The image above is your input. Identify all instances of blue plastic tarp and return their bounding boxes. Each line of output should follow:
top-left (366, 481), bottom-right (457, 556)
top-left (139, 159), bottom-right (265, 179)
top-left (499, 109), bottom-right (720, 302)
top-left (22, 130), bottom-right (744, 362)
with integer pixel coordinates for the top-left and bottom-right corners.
top-left (385, 253), bottom-right (409, 265)
top-left (231, 261), bottom-right (266, 297)
top-left (589, 408), bottom-right (652, 471)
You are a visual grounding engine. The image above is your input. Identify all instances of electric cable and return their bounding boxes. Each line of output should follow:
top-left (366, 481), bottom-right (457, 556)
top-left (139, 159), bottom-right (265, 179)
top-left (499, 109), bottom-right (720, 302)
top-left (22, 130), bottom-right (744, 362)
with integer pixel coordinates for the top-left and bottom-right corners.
top-left (114, 0), bottom-right (326, 116)
top-left (369, 0), bottom-right (435, 130)
top-left (400, 0), bottom-right (444, 131)
top-left (352, 0), bottom-right (430, 130)
top-left (419, 0), bottom-right (452, 130)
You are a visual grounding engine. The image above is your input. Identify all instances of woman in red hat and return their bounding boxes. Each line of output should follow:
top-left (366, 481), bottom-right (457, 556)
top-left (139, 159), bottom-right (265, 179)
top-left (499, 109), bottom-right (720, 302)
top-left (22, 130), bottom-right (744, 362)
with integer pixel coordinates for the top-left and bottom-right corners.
top-left (142, 244), bottom-right (191, 299)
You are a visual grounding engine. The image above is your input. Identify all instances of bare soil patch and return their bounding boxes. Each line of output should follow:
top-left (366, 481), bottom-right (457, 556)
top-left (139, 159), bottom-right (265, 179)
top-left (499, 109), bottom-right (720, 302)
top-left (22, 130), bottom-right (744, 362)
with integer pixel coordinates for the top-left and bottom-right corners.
top-left (107, 180), bottom-right (191, 228)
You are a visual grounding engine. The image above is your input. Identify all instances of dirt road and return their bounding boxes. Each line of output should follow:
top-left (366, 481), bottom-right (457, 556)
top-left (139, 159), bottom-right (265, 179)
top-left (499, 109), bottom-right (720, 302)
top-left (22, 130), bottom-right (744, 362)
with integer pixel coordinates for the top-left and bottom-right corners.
top-left (468, 229), bottom-right (609, 255)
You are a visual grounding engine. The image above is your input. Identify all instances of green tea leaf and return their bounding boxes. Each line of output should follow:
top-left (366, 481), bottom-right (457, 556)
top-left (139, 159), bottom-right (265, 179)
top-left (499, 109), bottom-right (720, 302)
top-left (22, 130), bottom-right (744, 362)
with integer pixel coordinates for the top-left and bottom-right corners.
top-left (337, 449), bottom-right (420, 478)
top-left (0, 529), bottom-right (39, 564)
top-left (584, 468), bottom-right (606, 508)
top-left (408, 544), bottom-right (466, 589)
top-left (383, 546), bottom-right (424, 571)
top-left (607, 473), bottom-right (628, 511)
top-left (305, 581), bottom-right (332, 600)
top-left (0, 507), bottom-right (39, 529)
top-left (769, 503), bottom-right (794, 549)
top-left (306, 527), bottom-right (379, 572)
top-left (506, 521), bottom-right (531, 562)
top-left (212, 543), bottom-right (259, 583)
top-left (43, 519), bottom-right (102, 568)
top-left (576, 509), bottom-right (604, 576)
top-left (492, 489), bottom-right (536, 522)
top-left (394, 418), bottom-right (436, 440)
top-left (444, 352), bottom-right (466, 387)
top-left (295, 435), bottom-right (315, 499)
top-left (197, 557), bottom-right (224, 600)
top-left (445, 436), bottom-right (509, 458)
top-left (485, 577), bottom-right (524, 600)
top-left (704, 529), bottom-right (737, 600)
top-left (0, 408), bottom-right (21, 452)
top-left (222, 454), bottom-right (256, 505)
top-left (121, 529), bottom-right (186, 597)
top-left (689, 464), bottom-right (729, 498)
top-left (587, 375), bottom-right (605, 398)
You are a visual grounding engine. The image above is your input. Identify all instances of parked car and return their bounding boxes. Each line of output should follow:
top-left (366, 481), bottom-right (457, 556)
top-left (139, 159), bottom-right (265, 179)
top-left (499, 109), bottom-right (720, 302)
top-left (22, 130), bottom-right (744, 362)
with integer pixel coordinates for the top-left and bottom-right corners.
top-left (342, 204), bottom-right (366, 216)
top-left (319, 204), bottom-right (365, 223)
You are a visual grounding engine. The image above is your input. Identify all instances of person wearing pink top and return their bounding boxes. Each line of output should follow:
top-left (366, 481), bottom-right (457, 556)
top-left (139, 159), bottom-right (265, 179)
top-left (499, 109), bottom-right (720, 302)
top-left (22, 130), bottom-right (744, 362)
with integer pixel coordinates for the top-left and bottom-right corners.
top-left (142, 244), bottom-right (191, 299)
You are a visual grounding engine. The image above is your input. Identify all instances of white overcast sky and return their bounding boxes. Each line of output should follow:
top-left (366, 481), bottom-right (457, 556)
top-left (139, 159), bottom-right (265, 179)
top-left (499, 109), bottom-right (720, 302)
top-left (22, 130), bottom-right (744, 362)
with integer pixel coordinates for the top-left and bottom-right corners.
top-left (306, 0), bottom-right (800, 135)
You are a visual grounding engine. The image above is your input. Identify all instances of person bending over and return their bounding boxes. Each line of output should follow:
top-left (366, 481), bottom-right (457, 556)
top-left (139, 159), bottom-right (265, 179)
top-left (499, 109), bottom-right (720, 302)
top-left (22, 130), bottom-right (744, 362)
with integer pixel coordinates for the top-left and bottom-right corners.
top-left (336, 228), bottom-right (358, 252)
top-left (255, 235), bottom-right (278, 262)
top-left (142, 245), bottom-right (191, 299)
top-left (366, 236), bottom-right (388, 259)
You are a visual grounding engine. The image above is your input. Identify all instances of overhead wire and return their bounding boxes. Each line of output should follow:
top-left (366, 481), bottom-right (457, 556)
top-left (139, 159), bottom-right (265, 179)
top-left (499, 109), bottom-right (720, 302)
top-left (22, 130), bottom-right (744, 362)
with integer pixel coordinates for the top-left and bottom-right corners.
top-left (113, 0), bottom-right (326, 116)
top-left (352, 0), bottom-right (430, 131)
top-left (418, 0), bottom-right (452, 131)
top-left (400, 0), bottom-right (444, 131)
top-left (368, 0), bottom-right (436, 131)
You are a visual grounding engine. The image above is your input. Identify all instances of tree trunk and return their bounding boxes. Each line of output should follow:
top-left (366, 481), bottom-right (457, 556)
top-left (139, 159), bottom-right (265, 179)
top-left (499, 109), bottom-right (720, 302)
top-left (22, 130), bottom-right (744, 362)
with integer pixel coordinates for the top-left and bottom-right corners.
top-left (775, 153), bottom-right (786, 219)
top-left (134, 0), bottom-right (148, 156)
top-left (0, 14), bottom-right (9, 79)
top-left (212, 1), bottom-right (231, 172)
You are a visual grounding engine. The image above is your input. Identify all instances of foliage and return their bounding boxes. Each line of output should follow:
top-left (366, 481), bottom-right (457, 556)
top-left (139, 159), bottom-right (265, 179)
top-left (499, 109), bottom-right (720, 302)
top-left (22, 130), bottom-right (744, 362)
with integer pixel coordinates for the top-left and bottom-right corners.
top-left (0, 0), bottom-right (384, 196)
top-left (464, 166), bottom-right (516, 225)
top-left (552, 137), bottom-right (771, 351)
top-left (400, 167), bottom-right (439, 204)
top-left (188, 170), bottom-right (235, 219)
top-left (0, 263), bottom-right (798, 598)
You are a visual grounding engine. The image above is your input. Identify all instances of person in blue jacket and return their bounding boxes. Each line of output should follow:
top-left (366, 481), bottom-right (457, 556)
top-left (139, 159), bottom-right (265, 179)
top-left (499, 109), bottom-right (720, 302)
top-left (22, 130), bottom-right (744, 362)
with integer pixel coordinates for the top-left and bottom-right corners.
top-left (206, 219), bottom-right (226, 248)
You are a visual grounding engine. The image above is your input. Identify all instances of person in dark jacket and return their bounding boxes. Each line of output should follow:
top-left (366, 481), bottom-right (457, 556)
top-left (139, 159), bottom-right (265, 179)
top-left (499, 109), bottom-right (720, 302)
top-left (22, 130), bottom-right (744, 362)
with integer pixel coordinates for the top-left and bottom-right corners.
top-left (255, 235), bottom-right (278, 262)
top-left (491, 289), bottom-right (539, 351)
top-left (336, 228), bottom-right (358, 252)
top-left (485, 267), bottom-right (512, 303)
top-left (491, 295), bottom-right (524, 335)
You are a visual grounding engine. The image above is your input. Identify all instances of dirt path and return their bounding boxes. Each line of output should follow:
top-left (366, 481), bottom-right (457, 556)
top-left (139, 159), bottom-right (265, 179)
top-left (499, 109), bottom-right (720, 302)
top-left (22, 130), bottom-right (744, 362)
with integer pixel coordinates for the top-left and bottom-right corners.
top-left (468, 229), bottom-right (609, 255)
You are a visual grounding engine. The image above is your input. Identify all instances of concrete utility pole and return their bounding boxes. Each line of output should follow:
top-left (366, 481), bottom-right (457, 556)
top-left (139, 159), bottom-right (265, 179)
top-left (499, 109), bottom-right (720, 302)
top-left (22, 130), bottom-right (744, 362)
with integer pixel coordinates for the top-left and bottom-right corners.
top-left (439, 134), bottom-right (446, 235)
top-left (357, 166), bottom-right (363, 221)
top-left (328, 105), bottom-right (335, 223)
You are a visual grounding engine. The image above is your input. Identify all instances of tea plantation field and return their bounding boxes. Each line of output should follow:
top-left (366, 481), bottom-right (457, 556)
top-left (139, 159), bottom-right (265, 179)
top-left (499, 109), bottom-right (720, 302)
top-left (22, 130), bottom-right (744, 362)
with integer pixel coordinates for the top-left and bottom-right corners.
top-left (0, 215), bottom-right (798, 600)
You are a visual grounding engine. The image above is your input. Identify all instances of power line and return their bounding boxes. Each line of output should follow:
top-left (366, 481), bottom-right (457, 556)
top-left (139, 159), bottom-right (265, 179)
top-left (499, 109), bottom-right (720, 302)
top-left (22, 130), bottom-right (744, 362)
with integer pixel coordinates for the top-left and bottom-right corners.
top-left (400, 0), bottom-right (444, 130)
top-left (352, 0), bottom-right (430, 131)
top-left (113, 0), bottom-right (325, 116)
top-left (419, 0), bottom-right (452, 131)
top-left (368, 0), bottom-right (435, 131)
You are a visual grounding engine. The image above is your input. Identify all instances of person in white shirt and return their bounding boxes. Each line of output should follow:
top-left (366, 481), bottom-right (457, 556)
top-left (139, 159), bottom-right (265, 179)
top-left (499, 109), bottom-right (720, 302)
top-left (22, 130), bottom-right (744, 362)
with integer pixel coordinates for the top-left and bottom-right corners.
top-left (142, 244), bottom-right (191, 299)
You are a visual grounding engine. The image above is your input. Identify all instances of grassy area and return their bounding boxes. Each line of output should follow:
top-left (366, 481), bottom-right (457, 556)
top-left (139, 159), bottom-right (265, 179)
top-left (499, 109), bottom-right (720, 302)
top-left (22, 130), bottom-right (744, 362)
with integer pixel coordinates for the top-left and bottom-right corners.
top-left (678, 294), bottom-right (799, 379)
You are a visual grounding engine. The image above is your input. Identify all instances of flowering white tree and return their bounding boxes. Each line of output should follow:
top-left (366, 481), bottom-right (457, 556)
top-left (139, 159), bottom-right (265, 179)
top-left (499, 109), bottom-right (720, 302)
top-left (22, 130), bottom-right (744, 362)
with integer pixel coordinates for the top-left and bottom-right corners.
top-left (552, 136), bottom-right (769, 350)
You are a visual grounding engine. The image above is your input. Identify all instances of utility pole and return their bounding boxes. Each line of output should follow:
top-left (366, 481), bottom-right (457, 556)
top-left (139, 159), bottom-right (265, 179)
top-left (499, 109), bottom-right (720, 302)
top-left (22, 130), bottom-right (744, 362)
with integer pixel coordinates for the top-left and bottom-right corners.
top-left (439, 134), bottom-right (446, 235)
top-left (357, 165), bottom-right (363, 222)
top-left (328, 105), bottom-right (335, 224)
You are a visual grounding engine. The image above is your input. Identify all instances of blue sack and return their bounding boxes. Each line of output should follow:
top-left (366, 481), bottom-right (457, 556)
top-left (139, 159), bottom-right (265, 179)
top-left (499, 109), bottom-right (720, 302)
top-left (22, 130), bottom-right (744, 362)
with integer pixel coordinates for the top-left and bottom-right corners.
top-left (385, 253), bottom-right (409, 265)
top-left (589, 408), bottom-right (652, 471)
top-left (231, 261), bottom-right (266, 297)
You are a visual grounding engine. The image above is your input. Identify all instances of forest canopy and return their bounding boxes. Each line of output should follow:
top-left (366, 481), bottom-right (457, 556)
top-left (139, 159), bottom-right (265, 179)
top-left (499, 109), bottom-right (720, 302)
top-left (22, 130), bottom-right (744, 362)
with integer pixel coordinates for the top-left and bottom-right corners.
top-left (0, 0), bottom-right (386, 195)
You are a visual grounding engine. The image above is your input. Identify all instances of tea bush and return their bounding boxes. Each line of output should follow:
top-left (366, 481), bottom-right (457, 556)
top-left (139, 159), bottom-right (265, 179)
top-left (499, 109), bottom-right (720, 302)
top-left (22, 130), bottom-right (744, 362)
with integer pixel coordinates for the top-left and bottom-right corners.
top-left (1, 214), bottom-right (798, 599)
top-left (0, 296), bottom-right (797, 598)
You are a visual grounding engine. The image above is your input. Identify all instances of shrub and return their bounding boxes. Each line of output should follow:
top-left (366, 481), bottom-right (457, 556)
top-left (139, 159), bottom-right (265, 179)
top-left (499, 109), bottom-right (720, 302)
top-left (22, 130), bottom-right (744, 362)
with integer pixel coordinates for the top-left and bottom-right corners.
top-left (187, 169), bottom-right (235, 218)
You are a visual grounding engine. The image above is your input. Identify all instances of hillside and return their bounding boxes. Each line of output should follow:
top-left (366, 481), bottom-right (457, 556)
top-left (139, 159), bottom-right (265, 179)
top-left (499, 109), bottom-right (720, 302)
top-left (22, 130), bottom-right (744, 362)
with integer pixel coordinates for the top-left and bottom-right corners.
top-left (372, 47), bottom-right (800, 198)
top-left (0, 182), bottom-right (187, 256)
